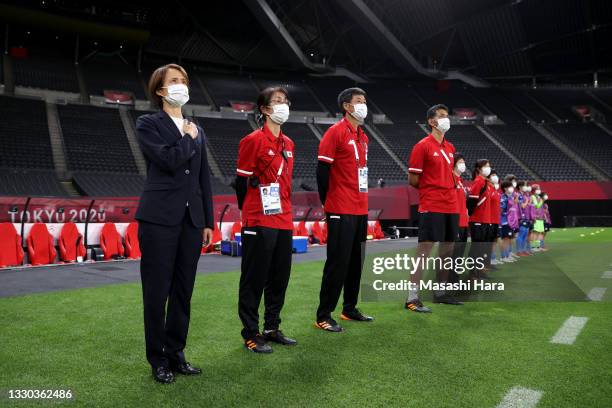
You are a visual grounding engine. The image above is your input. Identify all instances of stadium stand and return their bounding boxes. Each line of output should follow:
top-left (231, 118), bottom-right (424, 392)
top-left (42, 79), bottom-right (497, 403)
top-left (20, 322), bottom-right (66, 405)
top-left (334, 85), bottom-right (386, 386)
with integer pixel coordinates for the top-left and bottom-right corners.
top-left (366, 80), bottom-right (427, 123)
top-left (199, 73), bottom-right (258, 109)
top-left (198, 117), bottom-right (253, 177)
top-left (58, 104), bottom-right (139, 174)
top-left (500, 89), bottom-right (557, 123)
top-left (547, 123), bottom-right (612, 178)
top-left (531, 89), bottom-right (612, 123)
top-left (468, 87), bottom-right (527, 123)
top-left (485, 123), bottom-right (593, 181)
top-left (13, 55), bottom-right (80, 93)
top-left (72, 173), bottom-right (145, 197)
top-left (0, 169), bottom-right (66, 196)
top-left (0, 95), bottom-right (55, 170)
top-left (280, 122), bottom-right (319, 181)
top-left (82, 56), bottom-right (146, 100)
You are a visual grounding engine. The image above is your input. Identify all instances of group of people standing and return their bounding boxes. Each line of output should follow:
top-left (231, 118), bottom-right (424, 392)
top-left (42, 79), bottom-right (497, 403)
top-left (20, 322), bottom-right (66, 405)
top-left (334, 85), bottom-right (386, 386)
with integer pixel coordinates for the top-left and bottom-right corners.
top-left (133, 64), bottom-right (551, 383)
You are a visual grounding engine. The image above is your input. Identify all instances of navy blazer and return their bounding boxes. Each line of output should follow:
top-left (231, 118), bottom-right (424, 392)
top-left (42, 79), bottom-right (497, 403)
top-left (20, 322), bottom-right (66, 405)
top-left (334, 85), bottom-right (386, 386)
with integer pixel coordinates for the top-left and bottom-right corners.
top-left (135, 110), bottom-right (214, 229)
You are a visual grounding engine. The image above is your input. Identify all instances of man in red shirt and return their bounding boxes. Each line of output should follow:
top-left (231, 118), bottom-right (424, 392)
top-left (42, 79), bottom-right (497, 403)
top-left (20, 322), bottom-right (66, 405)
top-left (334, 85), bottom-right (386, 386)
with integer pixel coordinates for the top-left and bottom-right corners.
top-left (235, 87), bottom-right (297, 353)
top-left (315, 87), bottom-right (373, 332)
top-left (406, 104), bottom-right (462, 312)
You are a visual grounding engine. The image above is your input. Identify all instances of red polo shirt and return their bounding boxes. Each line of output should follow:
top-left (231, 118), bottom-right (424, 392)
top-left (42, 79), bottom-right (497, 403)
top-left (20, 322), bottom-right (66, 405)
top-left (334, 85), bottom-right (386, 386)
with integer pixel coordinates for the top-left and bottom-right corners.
top-left (490, 187), bottom-right (501, 225)
top-left (236, 123), bottom-right (294, 230)
top-left (456, 177), bottom-right (469, 227)
top-left (468, 175), bottom-right (494, 224)
top-left (408, 134), bottom-right (458, 214)
top-left (317, 117), bottom-right (368, 215)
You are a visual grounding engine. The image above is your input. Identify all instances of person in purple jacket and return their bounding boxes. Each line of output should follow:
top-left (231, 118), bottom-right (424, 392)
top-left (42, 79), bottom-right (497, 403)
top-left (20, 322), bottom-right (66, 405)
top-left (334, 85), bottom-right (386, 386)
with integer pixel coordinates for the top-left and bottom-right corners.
top-left (516, 181), bottom-right (532, 256)
top-left (541, 192), bottom-right (551, 251)
top-left (504, 174), bottom-right (520, 260)
top-left (499, 180), bottom-right (517, 262)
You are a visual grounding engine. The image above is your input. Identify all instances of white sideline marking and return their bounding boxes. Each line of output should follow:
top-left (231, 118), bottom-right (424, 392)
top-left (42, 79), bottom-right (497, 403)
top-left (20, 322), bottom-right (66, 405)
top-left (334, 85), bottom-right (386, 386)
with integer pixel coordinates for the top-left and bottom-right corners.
top-left (550, 316), bottom-right (589, 345)
top-left (496, 387), bottom-right (543, 408)
top-left (601, 271), bottom-right (612, 279)
top-left (587, 287), bottom-right (606, 301)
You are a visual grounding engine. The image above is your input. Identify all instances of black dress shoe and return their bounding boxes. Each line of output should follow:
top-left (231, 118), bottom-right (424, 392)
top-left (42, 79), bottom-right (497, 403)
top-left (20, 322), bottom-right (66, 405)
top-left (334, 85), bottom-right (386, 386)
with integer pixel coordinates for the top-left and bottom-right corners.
top-left (152, 366), bottom-right (175, 384)
top-left (263, 329), bottom-right (297, 345)
top-left (244, 334), bottom-right (273, 353)
top-left (170, 361), bottom-right (202, 375)
top-left (340, 308), bottom-right (374, 322)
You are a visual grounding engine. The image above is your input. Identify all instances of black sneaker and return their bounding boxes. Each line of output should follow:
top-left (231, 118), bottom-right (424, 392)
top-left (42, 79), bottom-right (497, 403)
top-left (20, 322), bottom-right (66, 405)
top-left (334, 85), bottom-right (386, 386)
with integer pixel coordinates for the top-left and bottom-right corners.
top-left (433, 294), bottom-right (464, 305)
top-left (340, 308), bottom-right (374, 322)
top-left (404, 299), bottom-right (432, 313)
top-left (263, 329), bottom-right (297, 346)
top-left (314, 318), bottom-right (344, 332)
top-left (244, 334), bottom-right (273, 353)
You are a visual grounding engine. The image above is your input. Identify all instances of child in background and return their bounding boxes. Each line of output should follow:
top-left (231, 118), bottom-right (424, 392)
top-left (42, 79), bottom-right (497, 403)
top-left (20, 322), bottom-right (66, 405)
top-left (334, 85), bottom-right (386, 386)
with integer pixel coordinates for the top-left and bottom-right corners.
top-left (489, 170), bottom-right (503, 265)
top-left (516, 181), bottom-right (531, 256)
top-left (504, 174), bottom-right (520, 260)
top-left (499, 180), bottom-right (516, 262)
top-left (530, 184), bottom-right (545, 251)
top-left (541, 192), bottom-right (551, 251)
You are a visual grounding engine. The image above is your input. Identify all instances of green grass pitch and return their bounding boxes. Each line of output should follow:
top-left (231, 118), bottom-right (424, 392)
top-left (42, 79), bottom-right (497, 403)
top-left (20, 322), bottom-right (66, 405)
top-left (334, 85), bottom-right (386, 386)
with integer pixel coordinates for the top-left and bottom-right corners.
top-left (1, 228), bottom-right (611, 407)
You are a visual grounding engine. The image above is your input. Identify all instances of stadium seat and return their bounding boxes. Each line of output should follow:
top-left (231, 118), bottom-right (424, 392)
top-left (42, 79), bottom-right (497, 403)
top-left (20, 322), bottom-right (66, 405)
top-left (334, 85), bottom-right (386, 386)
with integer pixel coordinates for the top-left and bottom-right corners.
top-left (100, 223), bottom-right (124, 260)
top-left (59, 222), bottom-right (86, 262)
top-left (231, 222), bottom-right (242, 239)
top-left (0, 223), bottom-right (25, 268)
top-left (26, 223), bottom-right (58, 266)
top-left (202, 226), bottom-right (222, 253)
top-left (293, 220), bottom-right (309, 236)
top-left (311, 221), bottom-right (327, 245)
top-left (124, 222), bottom-right (141, 259)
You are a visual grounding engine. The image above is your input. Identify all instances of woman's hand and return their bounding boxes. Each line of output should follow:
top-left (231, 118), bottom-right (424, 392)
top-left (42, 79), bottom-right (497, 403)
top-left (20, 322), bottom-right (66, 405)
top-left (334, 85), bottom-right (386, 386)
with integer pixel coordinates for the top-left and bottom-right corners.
top-left (203, 228), bottom-right (213, 245)
top-left (183, 120), bottom-right (199, 140)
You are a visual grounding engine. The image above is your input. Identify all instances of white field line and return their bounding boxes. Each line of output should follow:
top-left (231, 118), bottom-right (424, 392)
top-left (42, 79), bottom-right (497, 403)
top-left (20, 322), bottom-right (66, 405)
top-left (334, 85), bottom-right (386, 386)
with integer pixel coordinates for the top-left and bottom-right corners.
top-left (550, 316), bottom-right (589, 345)
top-left (587, 287), bottom-right (606, 301)
top-left (601, 271), bottom-right (612, 279)
top-left (496, 386), bottom-right (543, 408)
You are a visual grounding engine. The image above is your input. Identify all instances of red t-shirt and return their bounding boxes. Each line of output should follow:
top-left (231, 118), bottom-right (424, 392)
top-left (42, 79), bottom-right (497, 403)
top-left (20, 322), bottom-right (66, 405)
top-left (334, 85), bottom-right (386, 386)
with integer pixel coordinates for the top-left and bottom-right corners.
top-left (468, 175), bottom-right (494, 224)
top-left (317, 117), bottom-right (368, 215)
top-left (456, 177), bottom-right (469, 228)
top-left (490, 187), bottom-right (501, 225)
top-left (236, 123), bottom-right (294, 230)
top-left (408, 134), bottom-right (458, 214)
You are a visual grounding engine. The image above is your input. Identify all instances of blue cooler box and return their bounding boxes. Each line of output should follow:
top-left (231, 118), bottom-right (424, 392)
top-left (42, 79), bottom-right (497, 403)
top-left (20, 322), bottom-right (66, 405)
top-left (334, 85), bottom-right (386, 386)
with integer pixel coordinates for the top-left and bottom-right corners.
top-left (292, 236), bottom-right (308, 253)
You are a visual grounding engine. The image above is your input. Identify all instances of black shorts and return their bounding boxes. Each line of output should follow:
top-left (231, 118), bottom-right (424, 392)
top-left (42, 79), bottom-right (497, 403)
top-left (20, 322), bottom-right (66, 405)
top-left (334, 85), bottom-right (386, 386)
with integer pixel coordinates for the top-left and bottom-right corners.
top-left (501, 224), bottom-right (514, 238)
top-left (418, 212), bottom-right (459, 242)
top-left (488, 224), bottom-right (499, 242)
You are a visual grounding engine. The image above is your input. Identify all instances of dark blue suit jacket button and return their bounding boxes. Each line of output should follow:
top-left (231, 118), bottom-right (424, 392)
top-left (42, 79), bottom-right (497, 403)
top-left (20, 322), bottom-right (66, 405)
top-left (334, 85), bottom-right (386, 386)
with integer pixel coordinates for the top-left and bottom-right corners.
top-left (185, 169), bottom-right (190, 175)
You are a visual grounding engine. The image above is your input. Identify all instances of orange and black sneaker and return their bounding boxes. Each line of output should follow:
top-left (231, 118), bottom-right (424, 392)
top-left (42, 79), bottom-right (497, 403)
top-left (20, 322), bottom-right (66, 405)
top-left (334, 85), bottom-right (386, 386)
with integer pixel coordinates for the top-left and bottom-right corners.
top-left (244, 334), bottom-right (273, 353)
top-left (314, 318), bottom-right (344, 332)
top-left (340, 308), bottom-right (374, 322)
top-left (404, 299), bottom-right (432, 313)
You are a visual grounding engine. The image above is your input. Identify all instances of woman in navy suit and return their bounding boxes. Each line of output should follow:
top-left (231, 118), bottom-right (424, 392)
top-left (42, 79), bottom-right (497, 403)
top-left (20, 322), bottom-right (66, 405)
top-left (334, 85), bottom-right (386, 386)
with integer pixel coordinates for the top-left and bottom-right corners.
top-left (135, 64), bottom-right (214, 384)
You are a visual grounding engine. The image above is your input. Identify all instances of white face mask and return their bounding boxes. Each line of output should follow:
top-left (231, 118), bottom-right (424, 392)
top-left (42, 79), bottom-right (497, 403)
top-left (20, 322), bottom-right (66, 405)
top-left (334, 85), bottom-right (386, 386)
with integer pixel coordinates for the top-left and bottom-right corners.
top-left (481, 166), bottom-right (491, 177)
top-left (456, 162), bottom-right (466, 173)
top-left (543, 195), bottom-right (548, 200)
top-left (535, 189), bottom-right (541, 195)
top-left (162, 84), bottom-right (189, 107)
top-left (521, 186), bottom-right (528, 192)
top-left (490, 175), bottom-right (499, 184)
top-left (350, 103), bottom-right (368, 122)
top-left (512, 181), bottom-right (517, 188)
top-left (435, 117), bottom-right (451, 133)
top-left (527, 186), bottom-right (532, 192)
top-left (269, 103), bottom-right (290, 125)
top-left (507, 187), bottom-right (515, 194)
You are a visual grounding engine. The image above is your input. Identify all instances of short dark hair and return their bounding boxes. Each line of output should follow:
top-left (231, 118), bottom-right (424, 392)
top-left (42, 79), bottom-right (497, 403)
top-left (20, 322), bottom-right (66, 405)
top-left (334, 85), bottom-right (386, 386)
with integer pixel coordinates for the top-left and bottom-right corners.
top-left (504, 174), bottom-right (517, 182)
top-left (257, 86), bottom-right (289, 116)
top-left (148, 63), bottom-right (189, 109)
top-left (517, 180), bottom-right (526, 188)
top-left (426, 104), bottom-right (449, 121)
top-left (501, 180), bottom-right (512, 190)
top-left (337, 87), bottom-right (366, 114)
top-left (453, 152), bottom-right (464, 166)
top-left (472, 159), bottom-right (489, 180)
